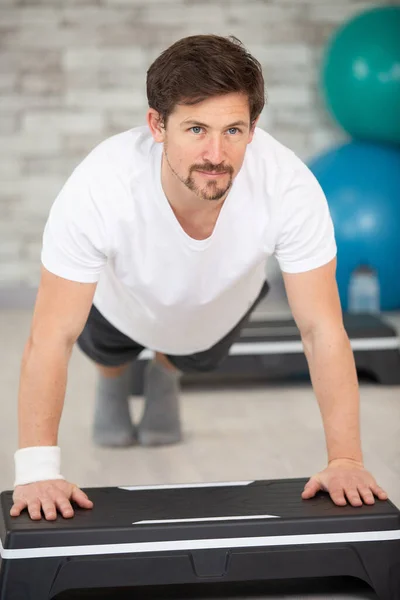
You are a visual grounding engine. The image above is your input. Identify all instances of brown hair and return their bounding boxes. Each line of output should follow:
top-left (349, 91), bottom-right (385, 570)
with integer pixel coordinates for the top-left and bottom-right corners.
top-left (146, 35), bottom-right (265, 127)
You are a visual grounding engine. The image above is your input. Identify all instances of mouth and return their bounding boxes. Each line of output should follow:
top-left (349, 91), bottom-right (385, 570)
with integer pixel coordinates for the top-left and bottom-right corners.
top-left (196, 170), bottom-right (228, 177)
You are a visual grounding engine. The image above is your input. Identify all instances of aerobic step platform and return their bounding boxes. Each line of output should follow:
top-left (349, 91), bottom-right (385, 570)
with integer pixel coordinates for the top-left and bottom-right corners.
top-left (1, 478), bottom-right (400, 599)
top-left (130, 313), bottom-right (400, 392)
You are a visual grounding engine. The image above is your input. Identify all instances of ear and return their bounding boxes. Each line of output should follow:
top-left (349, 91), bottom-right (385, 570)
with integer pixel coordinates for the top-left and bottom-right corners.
top-left (146, 109), bottom-right (166, 143)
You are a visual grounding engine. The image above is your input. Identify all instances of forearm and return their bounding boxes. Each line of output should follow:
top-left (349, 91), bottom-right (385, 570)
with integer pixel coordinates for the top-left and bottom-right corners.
top-left (18, 337), bottom-right (72, 448)
top-left (302, 328), bottom-right (363, 464)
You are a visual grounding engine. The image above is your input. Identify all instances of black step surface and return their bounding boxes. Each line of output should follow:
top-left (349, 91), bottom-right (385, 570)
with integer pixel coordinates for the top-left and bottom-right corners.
top-left (1, 478), bottom-right (399, 552)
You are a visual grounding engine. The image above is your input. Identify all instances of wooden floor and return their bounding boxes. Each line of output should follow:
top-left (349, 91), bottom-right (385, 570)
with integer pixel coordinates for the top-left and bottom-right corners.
top-left (1, 307), bottom-right (399, 600)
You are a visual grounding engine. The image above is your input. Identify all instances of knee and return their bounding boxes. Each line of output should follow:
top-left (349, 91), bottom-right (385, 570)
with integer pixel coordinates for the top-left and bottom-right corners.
top-left (155, 352), bottom-right (180, 372)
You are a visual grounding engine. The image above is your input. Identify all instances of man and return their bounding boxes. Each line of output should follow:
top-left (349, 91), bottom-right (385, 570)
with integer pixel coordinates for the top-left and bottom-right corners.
top-left (11, 35), bottom-right (388, 522)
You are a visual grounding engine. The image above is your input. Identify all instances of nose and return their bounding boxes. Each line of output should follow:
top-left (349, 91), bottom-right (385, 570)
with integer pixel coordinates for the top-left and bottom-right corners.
top-left (202, 134), bottom-right (225, 166)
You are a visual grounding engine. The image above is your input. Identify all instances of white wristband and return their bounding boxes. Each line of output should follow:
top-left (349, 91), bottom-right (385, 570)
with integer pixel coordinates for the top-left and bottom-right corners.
top-left (14, 446), bottom-right (65, 487)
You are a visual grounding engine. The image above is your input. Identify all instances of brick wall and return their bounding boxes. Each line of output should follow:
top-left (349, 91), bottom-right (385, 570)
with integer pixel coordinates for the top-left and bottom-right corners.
top-left (0, 0), bottom-right (393, 301)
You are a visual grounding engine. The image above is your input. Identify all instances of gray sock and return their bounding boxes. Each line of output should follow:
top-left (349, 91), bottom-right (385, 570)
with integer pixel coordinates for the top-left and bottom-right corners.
top-left (92, 365), bottom-right (136, 447)
top-left (137, 359), bottom-right (182, 446)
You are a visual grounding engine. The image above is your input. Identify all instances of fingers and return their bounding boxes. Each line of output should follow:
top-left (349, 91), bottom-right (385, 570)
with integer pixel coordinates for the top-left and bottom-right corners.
top-left (10, 499), bottom-right (27, 517)
top-left (357, 485), bottom-right (375, 505)
top-left (10, 481), bottom-right (94, 521)
top-left (301, 477), bottom-right (322, 499)
top-left (27, 498), bottom-right (42, 521)
top-left (54, 495), bottom-right (74, 519)
top-left (370, 484), bottom-right (388, 501)
top-left (328, 485), bottom-right (348, 506)
top-left (344, 488), bottom-right (363, 507)
top-left (40, 494), bottom-right (58, 521)
top-left (330, 483), bottom-right (388, 507)
top-left (71, 485), bottom-right (94, 509)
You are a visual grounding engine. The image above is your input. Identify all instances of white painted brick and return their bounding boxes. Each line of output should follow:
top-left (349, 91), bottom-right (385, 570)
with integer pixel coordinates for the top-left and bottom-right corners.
top-left (64, 69), bottom-right (99, 89)
top-left (0, 7), bottom-right (60, 27)
top-left (267, 85), bottom-right (313, 108)
top-left (0, 72), bottom-right (18, 92)
top-left (309, 1), bottom-right (379, 23)
top-left (0, 263), bottom-right (25, 285)
top-left (0, 134), bottom-right (62, 156)
top-left (0, 160), bottom-right (21, 177)
top-left (24, 241), bottom-right (43, 261)
top-left (0, 50), bottom-right (61, 75)
top-left (9, 177), bottom-right (65, 217)
top-left (0, 219), bottom-right (44, 239)
top-left (19, 73), bottom-right (63, 95)
top-left (22, 156), bottom-right (81, 177)
top-left (97, 23), bottom-right (182, 48)
top-left (141, 4), bottom-right (226, 24)
top-left (65, 90), bottom-right (147, 110)
top-left (99, 69), bottom-right (142, 89)
top-left (0, 113), bottom-right (20, 135)
top-left (221, 22), bottom-right (308, 45)
top-left (60, 6), bottom-right (124, 25)
top-left (1, 0), bottom-right (380, 288)
top-left (0, 181), bottom-right (26, 197)
top-left (0, 240), bottom-right (22, 260)
top-left (61, 133), bottom-right (106, 155)
top-left (103, 0), bottom-right (183, 4)
top-left (63, 48), bottom-right (147, 70)
top-left (228, 2), bottom-right (305, 24)
top-left (0, 94), bottom-right (62, 111)
top-left (25, 266), bottom-right (42, 288)
top-left (307, 127), bottom-right (348, 160)
top-left (264, 66), bottom-right (316, 87)
top-left (269, 128), bottom-right (309, 158)
top-left (105, 110), bottom-right (143, 132)
top-left (248, 44), bottom-right (312, 68)
top-left (3, 27), bottom-right (98, 49)
top-left (22, 111), bottom-right (104, 134)
top-left (273, 107), bottom-right (317, 128)
top-left (172, 23), bottom-right (230, 39)
top-left (256, 109), bottom-right (273, 131)
top-left (18, 0), bottom-right (101, 4)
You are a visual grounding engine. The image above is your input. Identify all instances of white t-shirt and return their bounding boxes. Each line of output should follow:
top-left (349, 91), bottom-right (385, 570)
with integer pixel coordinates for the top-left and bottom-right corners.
top-left (41, 126), bottom-right (336, 355)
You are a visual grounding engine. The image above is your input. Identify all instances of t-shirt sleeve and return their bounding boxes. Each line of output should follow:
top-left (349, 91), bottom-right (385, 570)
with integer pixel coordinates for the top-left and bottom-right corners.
top-left (273, 158), bottom-right (337, 274)
top-left (41, 162), bottom-right (110, 283)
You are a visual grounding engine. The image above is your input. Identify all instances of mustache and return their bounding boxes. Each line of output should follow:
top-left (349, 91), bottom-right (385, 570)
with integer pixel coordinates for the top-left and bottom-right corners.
top-left (190, 163), bottom-right (234, 174)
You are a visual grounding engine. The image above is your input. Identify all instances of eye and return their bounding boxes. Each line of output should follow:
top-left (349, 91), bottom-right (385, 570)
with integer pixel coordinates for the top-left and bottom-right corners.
top-left (190, 126), bottom-right (203, 134)
top-left (227, 127), bottom-right (240, 135)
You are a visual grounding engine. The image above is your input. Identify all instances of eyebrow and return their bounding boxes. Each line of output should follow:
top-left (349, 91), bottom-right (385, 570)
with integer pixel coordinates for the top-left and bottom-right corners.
top-left (181, 120), bottom-right (248, 129)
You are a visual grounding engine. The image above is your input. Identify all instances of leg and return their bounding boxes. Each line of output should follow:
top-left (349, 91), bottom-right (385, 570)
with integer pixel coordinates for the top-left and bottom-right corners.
top-left (137, 352), bottom-right (183, 446)
top-left (136, 281), bottom-right (270, 446)
top-left (76, 304), bottom-right (146, 447)
top-left (92, 359), bottom-right (137, 447)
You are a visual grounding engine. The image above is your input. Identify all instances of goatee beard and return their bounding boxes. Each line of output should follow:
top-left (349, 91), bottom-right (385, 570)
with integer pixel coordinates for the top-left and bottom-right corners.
top-left (164, 147), bottom-right (233, 202)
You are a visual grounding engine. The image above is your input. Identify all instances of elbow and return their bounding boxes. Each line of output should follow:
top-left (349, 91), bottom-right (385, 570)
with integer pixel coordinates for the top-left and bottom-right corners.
top-left (300, 322), bottom-right (349, 354)
top-left (26, 328), bottom-right (76, 360)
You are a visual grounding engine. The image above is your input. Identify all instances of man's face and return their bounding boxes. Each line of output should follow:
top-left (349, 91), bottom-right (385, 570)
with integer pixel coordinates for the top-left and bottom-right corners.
top-left (150, 93), bottom-right (257, 202)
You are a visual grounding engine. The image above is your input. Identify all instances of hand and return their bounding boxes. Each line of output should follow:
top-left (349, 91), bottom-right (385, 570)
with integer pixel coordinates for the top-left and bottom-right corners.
top-left (10, 479), bottom-right (94, 521)
top-left (301, 458), bottom-right (389, 507)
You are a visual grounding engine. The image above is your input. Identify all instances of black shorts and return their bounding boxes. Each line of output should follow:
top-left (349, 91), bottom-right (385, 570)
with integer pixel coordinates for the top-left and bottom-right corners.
top-left (77, 281), bottom-right (269, 373)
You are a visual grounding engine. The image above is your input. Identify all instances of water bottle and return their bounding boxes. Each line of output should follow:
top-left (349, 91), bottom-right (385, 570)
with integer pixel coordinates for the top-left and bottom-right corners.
top-left (348, 265), bottom-right (380, 314)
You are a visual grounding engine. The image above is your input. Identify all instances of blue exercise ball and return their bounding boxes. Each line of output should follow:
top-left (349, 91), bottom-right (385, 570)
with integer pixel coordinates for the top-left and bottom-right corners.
top-left (320, 6), bottom-right (400, 144)
top-left (308, 141), bottom-right (400, 311)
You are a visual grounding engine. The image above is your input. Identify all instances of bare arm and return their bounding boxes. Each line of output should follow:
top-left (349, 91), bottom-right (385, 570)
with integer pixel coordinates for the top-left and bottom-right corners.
top-left (18, 265), bottom-right (97, 449)
top-left (282, 258), bottom-right (363, 464)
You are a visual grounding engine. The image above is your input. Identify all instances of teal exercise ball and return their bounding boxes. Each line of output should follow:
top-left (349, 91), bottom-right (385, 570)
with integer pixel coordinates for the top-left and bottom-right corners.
top-left (321, 6), bottom-right (400, 145)
top-left (308, 141), bottom-right (400, 311)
